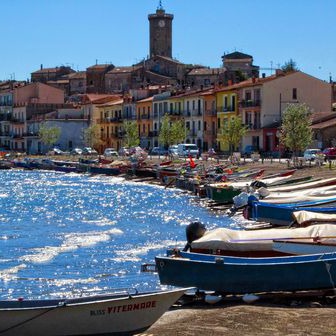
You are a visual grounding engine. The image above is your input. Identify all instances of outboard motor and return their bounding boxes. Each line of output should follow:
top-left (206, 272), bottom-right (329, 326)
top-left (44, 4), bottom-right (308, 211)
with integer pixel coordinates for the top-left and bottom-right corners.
top-left (183, 221), bottom-right (207, 251)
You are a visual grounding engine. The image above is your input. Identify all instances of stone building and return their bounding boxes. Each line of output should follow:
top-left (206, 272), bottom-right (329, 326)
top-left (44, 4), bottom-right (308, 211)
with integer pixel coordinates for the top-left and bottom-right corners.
top-left (148, 3), bottom-right (174, 58)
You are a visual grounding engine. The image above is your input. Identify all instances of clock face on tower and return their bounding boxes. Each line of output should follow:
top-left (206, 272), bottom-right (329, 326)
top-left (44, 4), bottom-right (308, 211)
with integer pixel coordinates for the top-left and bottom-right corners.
top-left (158, 20), bottom-right (165, 27)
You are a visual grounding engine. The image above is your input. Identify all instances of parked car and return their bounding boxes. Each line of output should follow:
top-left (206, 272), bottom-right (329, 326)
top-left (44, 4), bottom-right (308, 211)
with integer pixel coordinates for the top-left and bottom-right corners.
top-left (150, 147), bottom-right (169, 156)
top-left (51, 147), bottom-right (65, 155)
top-left (168, 145), bottom-right (179, 156)
top-left (82, 147), bottom-right (98, 155)
top-left (323, 147), bottom-right (336, 161)
top-left (242, 145), bottom-right (259, 157)
top-left (104, 148), bottom-right (119, 157)
top-left (70, 148), bottom-right (83, 155)
top-left (303, 148), bottom-right (323, 161)
top-left (177, 144), bottom-right (199, 157)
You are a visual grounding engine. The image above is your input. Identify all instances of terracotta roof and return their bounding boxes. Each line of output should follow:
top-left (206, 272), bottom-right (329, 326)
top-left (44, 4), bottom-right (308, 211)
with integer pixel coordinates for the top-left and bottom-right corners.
top-left (311, 114), bottom-right (336, 130)
top-left (99, 99), bottom-right (124, 107)
top-left (68, 71), bottom-right (86, 79)
top-left (214, 72), bottom-right (294, 92)
top-left (137, 96), bottom-right (154, 103)
top-left (83, 94), bottom-right (122, 104)
top-left (311, 112), bottom-right (336, 123)
top-left (32, 66), bottom-right (73, 74)
top-left (32, 67), bottom-right (59, 74)
top-left (47, 79), bottom-right (69, 84)
top-left (87, 64), bottom-right (113, 70)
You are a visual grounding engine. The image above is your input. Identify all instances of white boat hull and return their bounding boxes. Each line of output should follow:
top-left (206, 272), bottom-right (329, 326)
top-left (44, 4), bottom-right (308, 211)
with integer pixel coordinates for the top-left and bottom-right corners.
top-left (273, 240), bottom-right (336, 255)
top-left (0, 288), bottom-right (187, 336)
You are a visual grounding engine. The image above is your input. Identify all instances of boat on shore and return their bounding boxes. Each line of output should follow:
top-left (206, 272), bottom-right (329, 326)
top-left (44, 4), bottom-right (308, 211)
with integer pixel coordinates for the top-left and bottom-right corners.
top-left (155, 250), bottom-right (336, 294)
top-left (183, 222), bottom-right (336, 257)
top-left (0, 288), bottom-right (188, 336)
top-left (243, 195), bottom-right (336, 226)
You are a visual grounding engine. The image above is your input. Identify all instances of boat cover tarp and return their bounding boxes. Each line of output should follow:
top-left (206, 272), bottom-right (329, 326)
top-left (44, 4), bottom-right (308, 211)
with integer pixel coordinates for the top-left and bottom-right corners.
top-left (293, 210), bottom-right (336, 226)
top-left (190, 224), bottom-right (336, 251)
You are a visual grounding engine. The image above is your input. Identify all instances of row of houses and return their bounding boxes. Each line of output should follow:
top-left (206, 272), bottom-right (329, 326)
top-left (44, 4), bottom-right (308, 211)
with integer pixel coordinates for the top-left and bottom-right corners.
top-left (0, 69), bottom-right (334, 155)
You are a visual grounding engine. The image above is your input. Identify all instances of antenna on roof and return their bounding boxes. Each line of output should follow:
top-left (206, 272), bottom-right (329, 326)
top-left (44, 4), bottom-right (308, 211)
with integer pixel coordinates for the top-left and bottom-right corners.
top-left (158, 0), bottom-right (163, 10)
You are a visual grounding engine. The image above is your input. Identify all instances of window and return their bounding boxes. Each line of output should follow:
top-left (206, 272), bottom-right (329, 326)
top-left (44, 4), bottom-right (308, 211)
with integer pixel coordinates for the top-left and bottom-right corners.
top-left (217, 118), bottom-right (221, 129)
top-left (198, 120), bottom-right (201, 130)
top-left (292, 88), bottom-right (297, 100)
top-left (224, 96), bottom-right (228, 110)
top-left (231, 95), bottom-right (236, 111)
top-left (245, 90), bottom-right (252, 101)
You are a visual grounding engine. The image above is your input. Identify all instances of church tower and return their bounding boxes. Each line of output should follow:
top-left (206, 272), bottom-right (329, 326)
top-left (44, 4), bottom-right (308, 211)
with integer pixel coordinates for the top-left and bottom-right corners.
top-left (148, 1), bottom-right (173, 58)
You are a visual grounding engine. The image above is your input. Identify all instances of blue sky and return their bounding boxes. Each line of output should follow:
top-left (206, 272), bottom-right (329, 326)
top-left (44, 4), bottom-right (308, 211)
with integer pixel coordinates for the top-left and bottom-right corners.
top-left (1, 0), bottom-right (335, 82)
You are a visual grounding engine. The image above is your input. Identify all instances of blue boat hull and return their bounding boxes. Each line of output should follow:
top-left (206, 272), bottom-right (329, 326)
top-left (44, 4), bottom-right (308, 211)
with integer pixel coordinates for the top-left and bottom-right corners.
top-left (155, 251), bottom-right (336, 293)
top-left (247, 197), bottom-right (336, 226)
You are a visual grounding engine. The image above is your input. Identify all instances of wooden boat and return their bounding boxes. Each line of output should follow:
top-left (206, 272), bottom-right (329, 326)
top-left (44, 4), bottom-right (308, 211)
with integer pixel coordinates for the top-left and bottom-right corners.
top-left (89, 165), bottom-right (121, 176)
top-left (205, 170), bottom-right (297, 204)
top-left (256, 184), bottom-right (336, 204)
top-left (155, 250), bottom-right (336, 294)
top-left (244, 195), bottom-right (336, 226)
top-left (0, 288), bottom-right (188, 336)
top-left (186, 223), bottom-right (336, 257)
top-left (267, 176), bottom-right (336, 193)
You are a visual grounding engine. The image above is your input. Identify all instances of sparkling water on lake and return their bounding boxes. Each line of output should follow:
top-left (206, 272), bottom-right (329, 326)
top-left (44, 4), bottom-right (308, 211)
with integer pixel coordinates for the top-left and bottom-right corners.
top-left (0, 169), bottom-right (241, 300)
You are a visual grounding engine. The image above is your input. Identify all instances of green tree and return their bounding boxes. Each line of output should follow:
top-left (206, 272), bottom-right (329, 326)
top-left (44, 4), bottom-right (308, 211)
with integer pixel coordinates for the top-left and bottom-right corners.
top-left (84, 124), bottom-right (102, 149)
top-left (158, 114), bottom-right (186, 147)
top-left (281, 58), bottom-right (298, 73)
top-left (217, 116), bottom-right (247, 154)
top-left (158, 114), bottom-right (171, 148)
top-left (170, 119), bottom-right (186, 145)
top-left (122, 120), bottom-right (139, 148)
top-left (280, 103), bottom-right (313, 158)
top-left (38, 124), bottom-right (61, 151)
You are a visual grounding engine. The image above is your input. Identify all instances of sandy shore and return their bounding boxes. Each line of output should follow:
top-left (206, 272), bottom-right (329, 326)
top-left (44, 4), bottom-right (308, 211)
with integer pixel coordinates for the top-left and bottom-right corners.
top-left (144, 301), bottom-right (336, 335)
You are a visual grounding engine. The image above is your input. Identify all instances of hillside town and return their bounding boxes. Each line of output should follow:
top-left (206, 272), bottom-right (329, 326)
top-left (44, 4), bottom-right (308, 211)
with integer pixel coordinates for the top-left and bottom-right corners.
top-left (0, 3), bottom-right (335, 156)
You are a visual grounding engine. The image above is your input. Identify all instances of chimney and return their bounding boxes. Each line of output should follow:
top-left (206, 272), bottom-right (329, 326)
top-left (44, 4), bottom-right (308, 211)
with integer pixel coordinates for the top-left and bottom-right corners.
top-left (40, 64), bottom-right (43, 70)
top-left (228, 79), bottom-right (233, 86)
top-left (262, 73), bottom-right (266, 78)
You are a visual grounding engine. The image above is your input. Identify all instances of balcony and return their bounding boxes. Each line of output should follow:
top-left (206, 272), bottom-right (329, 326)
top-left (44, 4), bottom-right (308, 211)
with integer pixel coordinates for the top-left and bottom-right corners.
top-left (218, 105), bottom-right (235, 113)
top-left (246, 123), bottom-right (261, 130)
top-left (149, 131), bottom-right (158, 137)
top-left (141, 114), bottom-right (150, 120)
top-left (23, 132), bottom-right (39, 137)
top-left (11, 118), bottom-right (25, 124)
top-left (239, 100), bottom-right (261, 108)
top-left (98, 117), bottom-right (123, 123)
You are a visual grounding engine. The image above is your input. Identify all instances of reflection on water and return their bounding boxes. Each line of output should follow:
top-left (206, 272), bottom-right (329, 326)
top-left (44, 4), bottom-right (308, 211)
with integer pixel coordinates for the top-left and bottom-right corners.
top-left (0, 170), bottom-right (237, 299)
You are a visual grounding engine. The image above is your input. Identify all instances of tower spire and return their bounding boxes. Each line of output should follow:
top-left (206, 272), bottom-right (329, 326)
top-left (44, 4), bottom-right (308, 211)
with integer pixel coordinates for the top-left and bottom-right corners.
top-left (157, 0), bottom-right (163, 10)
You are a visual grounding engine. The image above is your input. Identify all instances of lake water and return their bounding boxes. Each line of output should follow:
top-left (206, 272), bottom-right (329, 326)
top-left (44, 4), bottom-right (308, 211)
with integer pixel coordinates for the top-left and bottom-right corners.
top-left (0, 169), bottom-right (241, 300)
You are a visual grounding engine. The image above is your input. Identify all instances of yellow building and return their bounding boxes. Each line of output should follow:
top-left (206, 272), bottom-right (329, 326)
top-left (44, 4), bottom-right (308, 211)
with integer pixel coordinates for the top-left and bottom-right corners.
top-left (215, 87), bottom-right (238, 152)
top-left (136, 96), bottom-right (153, 149)
top-left (96, 98), bottom-right (124, 152)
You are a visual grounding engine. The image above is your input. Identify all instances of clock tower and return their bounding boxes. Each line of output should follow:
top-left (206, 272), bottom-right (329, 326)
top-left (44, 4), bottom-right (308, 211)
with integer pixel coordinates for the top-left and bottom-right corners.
top-left (148, 1), bottom-right (173, 58)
